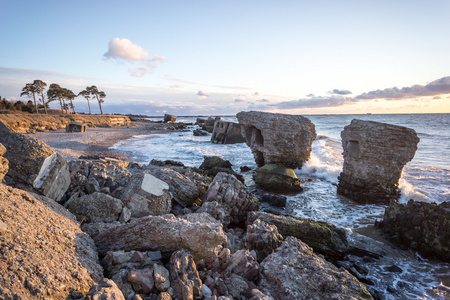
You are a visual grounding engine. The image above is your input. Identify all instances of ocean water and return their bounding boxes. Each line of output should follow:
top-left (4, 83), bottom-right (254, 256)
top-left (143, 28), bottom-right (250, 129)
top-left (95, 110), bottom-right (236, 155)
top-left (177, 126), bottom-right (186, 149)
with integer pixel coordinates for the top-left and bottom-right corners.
top-left (113, 113), bottom-right (450, 299)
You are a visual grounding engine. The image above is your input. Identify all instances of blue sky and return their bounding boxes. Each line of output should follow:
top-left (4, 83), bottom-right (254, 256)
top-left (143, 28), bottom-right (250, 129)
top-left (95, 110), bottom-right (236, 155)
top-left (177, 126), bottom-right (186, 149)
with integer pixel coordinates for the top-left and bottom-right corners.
top-left (1, 0), bottom-right (449, 115)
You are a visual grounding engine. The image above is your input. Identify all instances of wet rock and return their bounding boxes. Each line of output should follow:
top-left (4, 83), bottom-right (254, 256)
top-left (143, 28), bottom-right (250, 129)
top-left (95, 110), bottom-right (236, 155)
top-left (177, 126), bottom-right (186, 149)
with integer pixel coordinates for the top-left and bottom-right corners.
top-left (259, 237), bottom-right (373, 300)
top-left (253, 164), bottom-right (302, 193)
top-left (198, 172), bottom-right (259, 227)
top-left (122, 171), bottom-right (172, 217)
top-left (246, 219), bottom-right (284, 262)
top-left (0, 184), bottom-right (103, 299)
top-left (337, 119), bottom-right (419, 204)
top-left (94, 213), bottom-right (226, 260)
top-left (85, 278), bottom-right (126, 300)
top-left (259, 193), bottom-right (287, 208)
top-left (170, 249), bottom-right (202, 300)
top-left (65, 192), bottom-right (124, 223)
top-left (376, 199), bottom-right (450, 262)
top-left (193, 129), bottom-right (210, 136)
top-left (211, 121), bottom-right (245, 144)
top-left (247, 211), bottom-right (348, 261)
top-left (236, 111), bottom-right (316, 169)
top-left (0, 121), bottom-right (70, 201)
top-left (198, 156), bottom-right (243, 181)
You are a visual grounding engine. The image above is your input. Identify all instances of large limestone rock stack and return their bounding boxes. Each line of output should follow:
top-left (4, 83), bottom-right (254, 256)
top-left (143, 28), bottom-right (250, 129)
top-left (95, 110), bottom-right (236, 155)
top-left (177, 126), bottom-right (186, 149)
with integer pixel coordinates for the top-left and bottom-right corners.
top-left (236, 111), bottom-right (316, 169)
top-left (0, 121), bottom-right (70, 201)
top-left (337, 119), bottom-right (419, 204)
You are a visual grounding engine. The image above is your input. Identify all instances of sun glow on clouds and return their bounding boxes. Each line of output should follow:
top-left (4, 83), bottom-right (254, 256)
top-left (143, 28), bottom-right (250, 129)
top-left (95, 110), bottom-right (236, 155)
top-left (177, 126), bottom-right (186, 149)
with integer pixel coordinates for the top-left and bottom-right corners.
top-left (103, 38), bottom-right (166, 77)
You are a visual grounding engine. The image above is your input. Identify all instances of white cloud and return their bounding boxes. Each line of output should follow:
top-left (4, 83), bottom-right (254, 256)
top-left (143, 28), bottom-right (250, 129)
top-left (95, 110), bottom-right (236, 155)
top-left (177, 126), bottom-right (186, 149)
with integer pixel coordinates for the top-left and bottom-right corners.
top-left (197, 90), bottom-right (209, 98)
top-left (104, 38), bottom-right (166, 77)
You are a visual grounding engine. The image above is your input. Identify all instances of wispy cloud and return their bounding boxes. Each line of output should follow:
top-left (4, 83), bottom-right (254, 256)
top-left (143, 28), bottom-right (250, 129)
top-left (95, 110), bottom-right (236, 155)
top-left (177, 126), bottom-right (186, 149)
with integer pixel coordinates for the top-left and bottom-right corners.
top-left (329, 89), bottom-right (352, 95)
top-left (355, 76), bottom-right (450, 100)
top-left (104, 38), bottom-right (166, 77)
top-left (164, 75), bottom-right (253, 91)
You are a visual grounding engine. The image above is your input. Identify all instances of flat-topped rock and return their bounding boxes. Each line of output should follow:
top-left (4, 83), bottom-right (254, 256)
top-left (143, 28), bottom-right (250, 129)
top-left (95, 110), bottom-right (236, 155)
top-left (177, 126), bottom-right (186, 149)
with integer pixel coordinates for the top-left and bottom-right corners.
top-left (236, 111), bottom-right (316, 169)
top-left (337, 119), bottom-right (419, 204)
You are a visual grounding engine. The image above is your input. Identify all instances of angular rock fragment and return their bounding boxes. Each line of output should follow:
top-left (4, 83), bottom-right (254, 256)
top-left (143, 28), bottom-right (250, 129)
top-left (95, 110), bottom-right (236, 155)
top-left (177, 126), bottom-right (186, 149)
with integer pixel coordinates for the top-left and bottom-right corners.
top-left (246, 219), bottom-right (283, 262)
top-left (198, 172), bottom-right (259, 227)
top-left (259, 237), bottom-right (373, 300)
top-left (247, 211), bottom-right (348, 261)
top-left (0, 143), bottom-right (8, 182)
top-left (94, 213), bottom-right (226, 260)
top-left (85, 278), bottom-right (126, 300)
top-left (65, 192), bottom-right (124, 223)
top-left (236, 111), bottom-right (316, 169)
top-left (170, 249), bottom-right (202, 300)
top-left (122, 171), bottom-right (172, 217)
top-left (337, 119), bottom-right (419, 204)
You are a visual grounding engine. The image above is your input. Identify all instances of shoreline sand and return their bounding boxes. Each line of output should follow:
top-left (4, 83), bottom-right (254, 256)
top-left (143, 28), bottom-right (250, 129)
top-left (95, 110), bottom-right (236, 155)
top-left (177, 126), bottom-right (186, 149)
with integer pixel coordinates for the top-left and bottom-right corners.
top-left (26, 122), bottom-right (172, 161)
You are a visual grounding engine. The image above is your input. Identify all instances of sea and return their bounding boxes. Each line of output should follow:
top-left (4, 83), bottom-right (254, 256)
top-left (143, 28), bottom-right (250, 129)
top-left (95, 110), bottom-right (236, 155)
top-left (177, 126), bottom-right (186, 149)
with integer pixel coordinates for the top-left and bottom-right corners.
top-left (113, 113), bottom-right (450, 299)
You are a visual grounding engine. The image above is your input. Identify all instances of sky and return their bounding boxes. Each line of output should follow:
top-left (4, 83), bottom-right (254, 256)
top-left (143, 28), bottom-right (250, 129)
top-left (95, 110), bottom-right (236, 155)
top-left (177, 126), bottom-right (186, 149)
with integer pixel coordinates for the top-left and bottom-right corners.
top-left (1, 0), bottom-right (449, 116)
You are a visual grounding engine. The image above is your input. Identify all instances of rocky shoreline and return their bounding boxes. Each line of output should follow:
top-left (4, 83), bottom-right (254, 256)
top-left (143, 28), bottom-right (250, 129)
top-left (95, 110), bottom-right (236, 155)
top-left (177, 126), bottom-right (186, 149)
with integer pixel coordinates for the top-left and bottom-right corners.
top-left (0, 113), bottom-right (448, 299)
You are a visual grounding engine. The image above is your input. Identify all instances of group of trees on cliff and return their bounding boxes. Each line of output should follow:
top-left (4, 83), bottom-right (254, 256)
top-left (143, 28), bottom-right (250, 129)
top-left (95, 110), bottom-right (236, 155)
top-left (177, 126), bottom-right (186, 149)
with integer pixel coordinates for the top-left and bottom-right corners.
top-left (18, 80), bottom-right (106, 114)
top-left (0, 97), bottom-right (35, 113)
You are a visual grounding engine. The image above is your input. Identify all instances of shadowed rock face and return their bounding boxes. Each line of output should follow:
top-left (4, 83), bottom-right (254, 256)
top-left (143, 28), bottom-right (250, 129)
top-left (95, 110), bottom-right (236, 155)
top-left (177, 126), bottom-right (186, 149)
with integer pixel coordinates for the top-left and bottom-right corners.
top-left (236, 111), bottom-right (316, 169)
top-left (337, 119), bottom-right (419, 204)
top-left (211, 121), bottom-right (246, 144)
top-left (0, 121), bottom-right (70, 201)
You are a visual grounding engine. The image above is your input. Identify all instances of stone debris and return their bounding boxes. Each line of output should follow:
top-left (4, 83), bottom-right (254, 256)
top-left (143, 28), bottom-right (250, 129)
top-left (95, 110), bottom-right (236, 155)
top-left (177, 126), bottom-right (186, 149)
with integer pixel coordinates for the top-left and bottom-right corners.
top-left (236, 111), bottom-right (316, 169)
top-left (337, 119), bottom-right (419, 204)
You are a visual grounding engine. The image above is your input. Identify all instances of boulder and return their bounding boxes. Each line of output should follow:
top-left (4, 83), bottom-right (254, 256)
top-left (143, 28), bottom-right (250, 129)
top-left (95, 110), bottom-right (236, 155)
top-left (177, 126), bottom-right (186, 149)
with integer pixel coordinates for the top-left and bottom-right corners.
top-left (337, 119), bottom-right (419, 204)
top-left (154, 264), bottom-right (171, 292)
top-left (127, 268), bottom-right (154, 294)
top-left (121, 171), bottom-right (172, 217)
top-left (246, 219), bottom-right (284, 262)
top-left (0, 143), bottom-right (8, 182)
top-left (65, 192), bottom-right (125, 223)
top-left (199, 156), bottom-right (244, 182)
top-left (0, 121), bottom-right (70, 201)
top-left (202, 117), bottom-right (221, 133)
top-left (94, 213), bottom-right (227, 260)
top-left (170, 249), bottom-right (202, 300)
top-left (198, 172), bottom-right (259, 227)
top-left (193, 129), bottom-right (210, 136)
top-left (236, 111), bottom-right (316, 169)
top-left (145, 166), bottom-right (200, 207)
top-left (0, 184), bottom-right (103, 299)
top-left (85, 278), bottom-right (126, 300)
top-left (253, 164), bottom-right (302, 193)
top-left (211, 121), bottom-right (245, 144)
top-left (247, 211), bottom-right (348, 261)
top-left (376, 199), bottom-right (450, 262)
top-left (164, 114), bottom-right (177, 123)
top-left (259, 237), bottom-right (373, 300)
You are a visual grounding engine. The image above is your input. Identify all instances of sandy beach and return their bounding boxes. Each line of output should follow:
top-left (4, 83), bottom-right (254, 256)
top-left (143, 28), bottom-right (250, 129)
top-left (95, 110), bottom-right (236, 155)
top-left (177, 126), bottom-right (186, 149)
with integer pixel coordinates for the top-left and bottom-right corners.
top-left (27, 121), bottom-right (171, 161)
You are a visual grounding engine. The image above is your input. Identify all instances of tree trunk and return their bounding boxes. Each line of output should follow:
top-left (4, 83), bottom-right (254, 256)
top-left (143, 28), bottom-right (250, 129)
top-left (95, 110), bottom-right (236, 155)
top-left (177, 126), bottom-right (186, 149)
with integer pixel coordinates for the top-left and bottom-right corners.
top-left (99, 101), bottom-right (103, 115)
top-left (87, 99), bottom-right (91, 115)
top-left (40, 92), bottom-right (48, 114)
top-left (32, 94), bottom-right (39, 114)
top-left (69, 99), bottom-right (76, 114)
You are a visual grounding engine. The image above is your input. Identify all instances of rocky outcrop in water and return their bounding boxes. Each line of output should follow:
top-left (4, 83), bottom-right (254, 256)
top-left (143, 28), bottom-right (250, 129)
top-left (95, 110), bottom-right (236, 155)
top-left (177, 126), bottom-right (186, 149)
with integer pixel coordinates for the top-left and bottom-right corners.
top-left (253, 164), bottom-right (302, 193)
top-left (93, 213), bottom-right (227, 260)
top-left (236, 111), bottom-right (316, 169)
top-left (0, 121), bottom-right (70, 201)
top-left (211, 121), bottom-right (245, 144)
top-left (0, 184), bottom-right (103, 299)
top-left (164, 114), bottom-right (177, 123)
top-left (247, 211), bottom-right (348, 261)
top-left (376, 199), bottom-right (450, 262)
top-left (337, 119), bottom-right (419, 204)
top-left (259, 237), bottom-right (373, 300)
top-left (198, 172), bottom-right (259, 227)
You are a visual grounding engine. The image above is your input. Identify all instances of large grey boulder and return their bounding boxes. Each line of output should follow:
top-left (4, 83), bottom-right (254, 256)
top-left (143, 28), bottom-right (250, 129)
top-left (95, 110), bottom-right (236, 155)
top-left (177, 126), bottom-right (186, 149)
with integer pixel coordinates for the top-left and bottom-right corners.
top-left (236, 111), bottom-right (316, 169)
top-left (259, 237), bottom-right (373, 300)
top-left (247, 211), bottom-right (348, 261)
top-left (0, 121), bottom-right (70, 201)
top-left (0, 184), bottom-right (103, 299)
top-left (337, 119), bottom-right (419, 204)
top-left (376, 199), bottom-right (450, 262)
top-left (211, 121), bottom-right (245, 144)
top-left (94, 213), bottom-right (227, 260)
top-left (121, 171), bottom-right (172, 217)
top-left (145, 166), bottom-right (200, 207)
top-left (65, 192), bottom-right (126, 223)
top-left (198, 172), bottom-right (259, 227)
